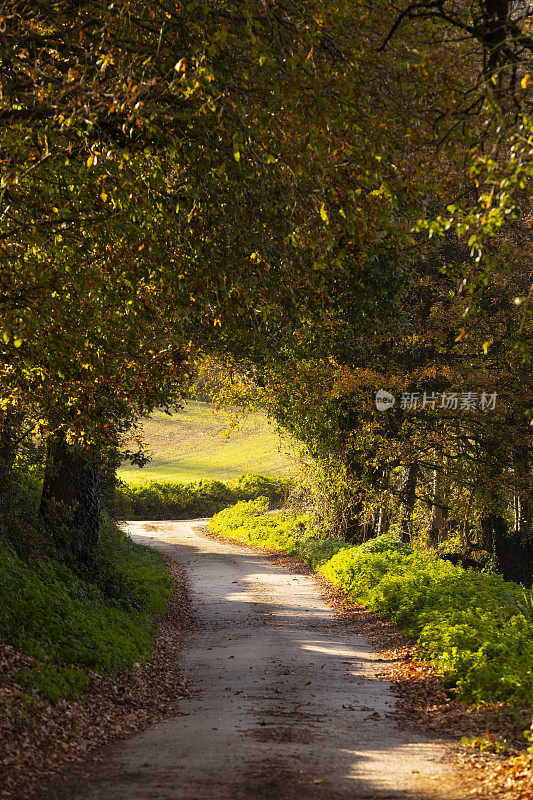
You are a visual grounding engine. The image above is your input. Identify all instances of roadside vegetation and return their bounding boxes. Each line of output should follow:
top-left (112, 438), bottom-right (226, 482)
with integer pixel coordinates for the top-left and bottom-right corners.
top-left (211, 500), bottom-right (533, 708)
top-left (0, 471), bottom-right (171, 704)
top-left (0, 1), bottom-right (531, 795)
top-left (0, 466), bottom-right (289, 704)
top-left (111, 473), bottom-right (292, 520)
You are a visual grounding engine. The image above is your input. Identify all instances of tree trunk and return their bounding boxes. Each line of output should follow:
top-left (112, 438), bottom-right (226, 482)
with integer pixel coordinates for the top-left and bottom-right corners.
top-left (343, 494), bottom-right (365, 543)
top-left (400, 462), bottom-right (418, 544)
top-left (100, 452), bottom-right (120, 514)
top-left (377, 505), bottom-right (391, 535)
top-left (479, 439), bottom-right (532, 584)
top-left (427, 468), bottom-right (448, 548)
top-left (361, 517), bottom-right (378, 542)
top-left (342, 455), bottom-right (366, 544)
top-left (0, 411), bottom-right (22, 518)
top-left (40, 432), bottom-right (102, 559)
top-left (480, 511), bottom-right (533, 585)
top-left (513, 445), bottom-right (532, 535)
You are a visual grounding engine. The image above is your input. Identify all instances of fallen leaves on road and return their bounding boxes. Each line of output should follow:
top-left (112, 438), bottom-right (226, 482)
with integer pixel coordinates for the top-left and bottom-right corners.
top-left (200, 525), bottom-right (532, 800)
top-left (0, 557), bottom-right (195, 800)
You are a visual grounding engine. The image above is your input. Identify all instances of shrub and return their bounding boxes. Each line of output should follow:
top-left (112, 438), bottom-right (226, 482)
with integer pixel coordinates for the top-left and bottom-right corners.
top-left (0, 469), bottom-right (173, 704)
top-left (210, 502), bottom-right (533, 706)
top-left (109, 473), bottom-right (292, 520)
top-left (0, 518), bottom-right (171, 696)
top-left (83, 519), bottom-right (172, 614)
top-left (233, 473), bottom-right (289, 501)
top-left (210, 499), bottom-right (349, 568)
top-left (210, 497), bottom-right (307, 552)
top-left (0, 538), bottom-right (155, 672)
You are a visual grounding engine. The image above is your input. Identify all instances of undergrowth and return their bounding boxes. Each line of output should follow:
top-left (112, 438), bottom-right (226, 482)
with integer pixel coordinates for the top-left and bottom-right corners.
top-left (109, 472), bottom-right (292, 520)
top-left (0, 516), bottom-right (171, 704)
top-left (210, 499), bottom-right (533, 706)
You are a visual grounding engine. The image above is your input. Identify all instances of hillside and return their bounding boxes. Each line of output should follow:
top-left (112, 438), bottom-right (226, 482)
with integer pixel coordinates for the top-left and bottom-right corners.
top-left (118, 401), bottom-right (297, 483)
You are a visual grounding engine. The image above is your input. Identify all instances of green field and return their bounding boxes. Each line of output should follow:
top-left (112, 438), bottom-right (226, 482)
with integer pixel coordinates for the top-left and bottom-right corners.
top-left (118, 401), bottom-right (297, 484)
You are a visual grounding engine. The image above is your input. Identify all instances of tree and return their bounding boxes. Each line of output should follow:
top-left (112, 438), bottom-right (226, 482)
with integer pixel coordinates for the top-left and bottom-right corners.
top-left (2, 0), bottom-right (530, 576)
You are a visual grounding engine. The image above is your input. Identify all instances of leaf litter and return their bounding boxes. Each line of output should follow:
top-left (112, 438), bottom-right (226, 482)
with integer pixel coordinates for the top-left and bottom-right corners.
top-left (203, 525), bottom-right (533, 800)
top-left (0, 557), bottom-right (196, 800)
top-left (1, 527), bottom-right (531, 800)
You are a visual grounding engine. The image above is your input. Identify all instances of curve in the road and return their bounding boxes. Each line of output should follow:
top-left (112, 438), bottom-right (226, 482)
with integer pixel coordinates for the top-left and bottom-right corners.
top-left (63, 520), bottom-right (465, 800)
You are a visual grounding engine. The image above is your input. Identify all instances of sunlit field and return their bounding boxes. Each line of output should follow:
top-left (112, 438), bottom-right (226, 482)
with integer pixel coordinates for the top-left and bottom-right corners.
top-left (118, 401), bottom-right (297, 484)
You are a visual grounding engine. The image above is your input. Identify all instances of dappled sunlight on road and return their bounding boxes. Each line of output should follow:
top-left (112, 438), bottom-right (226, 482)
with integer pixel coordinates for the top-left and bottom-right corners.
top-left (77, 519), bottom-right (466, 800)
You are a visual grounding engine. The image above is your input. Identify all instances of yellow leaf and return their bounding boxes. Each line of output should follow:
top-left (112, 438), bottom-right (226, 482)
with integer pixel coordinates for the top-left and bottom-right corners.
top-left (100, 189), bottom-right (108, 202)
top-left (138, 243), bottom-right (145, 251)
top-left (13, 337), bottom-right (23, 348)
top-left (521, 74), bottom-right (531, 89)
top-left (87, 154), bottom-right (94, 168)
top-left (482, 338), bottom-right (493, 355)
top-left (320, 203), bottom-right (329, 223)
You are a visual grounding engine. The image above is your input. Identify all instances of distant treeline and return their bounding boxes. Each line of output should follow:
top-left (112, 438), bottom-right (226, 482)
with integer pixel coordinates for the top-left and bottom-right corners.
top-left (109, 473), bottom-right (293, 520)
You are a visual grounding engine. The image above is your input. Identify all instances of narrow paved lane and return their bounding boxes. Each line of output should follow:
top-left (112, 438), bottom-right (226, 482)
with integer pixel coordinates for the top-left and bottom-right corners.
top-left (71, 520), bottom-right (464, 800)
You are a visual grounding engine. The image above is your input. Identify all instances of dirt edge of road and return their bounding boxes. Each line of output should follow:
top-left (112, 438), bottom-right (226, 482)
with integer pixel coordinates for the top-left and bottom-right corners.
top-left (198, 524), bottom-right (533, 800)
top-left (0, 557), bottom-right (195, 800)
top-left (3, 523), bottom-right (530, 800)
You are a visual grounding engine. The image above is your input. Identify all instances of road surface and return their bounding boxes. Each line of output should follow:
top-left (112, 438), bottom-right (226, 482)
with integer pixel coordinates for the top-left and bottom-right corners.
top-left (68, 520), bottom-right (464, 800)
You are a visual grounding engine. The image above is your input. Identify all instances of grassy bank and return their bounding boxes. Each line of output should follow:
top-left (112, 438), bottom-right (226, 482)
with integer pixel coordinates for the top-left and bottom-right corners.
top-left (110, 473), bottom-right (293, 520)
top-left (0, 518), bottom-right (171, 703)
top-left (210, 499), bottom-right (533, 706)
top-left (119, 401), bottom-right (296, 484)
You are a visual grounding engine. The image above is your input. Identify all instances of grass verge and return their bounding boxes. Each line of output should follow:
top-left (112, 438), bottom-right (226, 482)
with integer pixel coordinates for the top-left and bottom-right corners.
top-left (0, 519), bottom-right (171, 703)
top-left (210, 498), bottom-right (533, 708)
top-left (0, 556), bottom-right (191, 800)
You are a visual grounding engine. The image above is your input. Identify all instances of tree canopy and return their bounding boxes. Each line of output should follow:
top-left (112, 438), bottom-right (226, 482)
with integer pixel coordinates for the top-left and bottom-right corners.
top-left (0, 0), bottom-right (531, 577)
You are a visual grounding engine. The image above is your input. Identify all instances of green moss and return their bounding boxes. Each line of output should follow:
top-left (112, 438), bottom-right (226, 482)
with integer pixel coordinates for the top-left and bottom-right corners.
top-left (14, 663), bottom-right (90, 704)
top-left (0, 518), bottom-right (172, 700)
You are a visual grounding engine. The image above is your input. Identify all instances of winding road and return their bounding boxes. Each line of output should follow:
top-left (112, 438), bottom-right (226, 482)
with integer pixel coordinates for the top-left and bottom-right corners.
top-left (69, 520), bottom-right (464, 800)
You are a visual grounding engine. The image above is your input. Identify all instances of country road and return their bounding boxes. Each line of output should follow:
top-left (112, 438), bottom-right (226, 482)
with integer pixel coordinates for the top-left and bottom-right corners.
top-left (66, 520), bottom-right (465, 800)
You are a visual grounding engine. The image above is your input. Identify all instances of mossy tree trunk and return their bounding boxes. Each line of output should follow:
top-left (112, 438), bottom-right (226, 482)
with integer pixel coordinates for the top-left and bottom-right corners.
top-left (427, 467), bottom-right (448, 548)
top-left (0, 411), bottom-right (24, 519)
top-left (400, 462), bottom-right (418, 544)
top-left (39, 431), bottom-right (102, 559)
